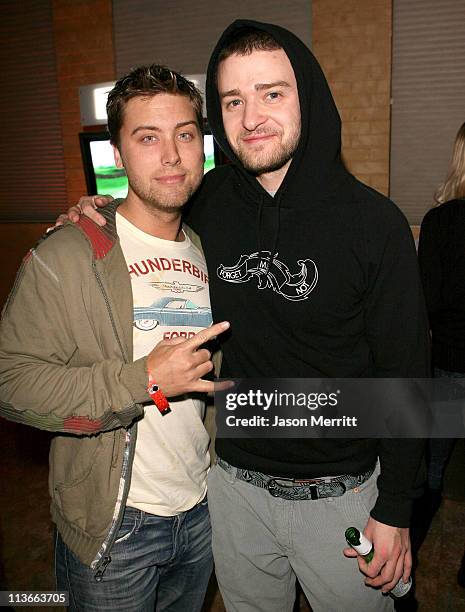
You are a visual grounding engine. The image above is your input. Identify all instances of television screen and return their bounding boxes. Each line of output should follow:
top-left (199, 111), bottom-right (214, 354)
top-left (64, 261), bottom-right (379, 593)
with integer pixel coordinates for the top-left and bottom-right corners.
top-left (203, 134), bottom-right (216, 173)
top-left (80, 128), bottom-right (218, 199)
top-left (89, 138), bottom-right (128, 198)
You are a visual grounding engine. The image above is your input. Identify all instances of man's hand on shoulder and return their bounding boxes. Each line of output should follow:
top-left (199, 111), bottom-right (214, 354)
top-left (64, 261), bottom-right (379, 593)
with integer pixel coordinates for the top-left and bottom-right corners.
top-left (53, 195), bottom-right (113, 228)
top-left (343, 516), bottom-right (411, 594)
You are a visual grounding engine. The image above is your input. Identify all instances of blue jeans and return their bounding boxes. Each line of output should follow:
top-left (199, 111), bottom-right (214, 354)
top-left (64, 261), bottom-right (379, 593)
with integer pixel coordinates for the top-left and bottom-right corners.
top-left (55, 498), bottom-right (212, 612)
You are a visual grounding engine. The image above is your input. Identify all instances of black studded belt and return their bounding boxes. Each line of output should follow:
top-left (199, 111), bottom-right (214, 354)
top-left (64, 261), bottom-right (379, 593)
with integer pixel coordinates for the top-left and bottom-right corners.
top-left (217, 457), bottom-right (374, 501)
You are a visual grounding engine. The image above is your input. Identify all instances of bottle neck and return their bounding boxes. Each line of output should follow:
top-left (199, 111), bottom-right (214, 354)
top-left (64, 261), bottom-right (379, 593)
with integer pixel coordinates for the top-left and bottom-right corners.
top-left (361, 546), bottom-right (374, 563)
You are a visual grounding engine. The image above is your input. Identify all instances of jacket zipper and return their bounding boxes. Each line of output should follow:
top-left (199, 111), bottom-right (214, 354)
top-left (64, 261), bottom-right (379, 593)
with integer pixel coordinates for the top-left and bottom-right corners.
top-left (93, 262), bottom-right (129, 362)
top-left (91, 262), bottom-right (137, 580)
top-left (94, 427), bottom-right (138, 582)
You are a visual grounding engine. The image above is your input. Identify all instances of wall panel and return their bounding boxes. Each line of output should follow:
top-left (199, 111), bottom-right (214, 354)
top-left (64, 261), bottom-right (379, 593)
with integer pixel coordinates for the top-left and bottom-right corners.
top-left (390, 0), bottom-right (465, 224)
top-left (312, 0), bottom-right (392, 195)
top-left (113, 1), bottom-right (311, 76)
top-left (0, 0), bottom-right (66, 221)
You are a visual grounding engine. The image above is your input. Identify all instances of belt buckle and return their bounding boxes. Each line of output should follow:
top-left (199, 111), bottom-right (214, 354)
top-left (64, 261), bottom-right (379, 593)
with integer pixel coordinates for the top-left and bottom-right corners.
top-left (266, 477), bottom-right (320, 500)
top-left (266, 477), bottom-right (294, 498)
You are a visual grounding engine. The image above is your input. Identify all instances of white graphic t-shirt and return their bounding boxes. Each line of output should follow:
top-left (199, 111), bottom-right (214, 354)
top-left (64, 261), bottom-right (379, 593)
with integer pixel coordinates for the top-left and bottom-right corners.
top-left (116, 212), bottom-right (212, 516)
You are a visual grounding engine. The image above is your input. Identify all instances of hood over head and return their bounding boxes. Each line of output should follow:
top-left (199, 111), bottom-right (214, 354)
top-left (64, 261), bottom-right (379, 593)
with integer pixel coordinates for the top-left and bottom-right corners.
top-left (206, 19), bottom-right (349, 203)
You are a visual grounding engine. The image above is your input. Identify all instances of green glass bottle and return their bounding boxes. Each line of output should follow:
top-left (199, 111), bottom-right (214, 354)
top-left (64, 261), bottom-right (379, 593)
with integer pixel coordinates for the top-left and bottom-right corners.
top-left (345, 527), bottom-right (412, 599)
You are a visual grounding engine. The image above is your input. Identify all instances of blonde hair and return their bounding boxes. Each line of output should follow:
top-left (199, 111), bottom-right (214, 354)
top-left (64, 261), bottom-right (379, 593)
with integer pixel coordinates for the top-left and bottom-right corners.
top-left (435, 122), bottom-right (465, 205)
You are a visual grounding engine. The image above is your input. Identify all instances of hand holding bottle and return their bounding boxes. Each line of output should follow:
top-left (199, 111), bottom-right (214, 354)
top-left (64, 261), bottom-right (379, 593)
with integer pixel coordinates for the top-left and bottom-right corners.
top-left (343, 517), bottom-right (412, 596)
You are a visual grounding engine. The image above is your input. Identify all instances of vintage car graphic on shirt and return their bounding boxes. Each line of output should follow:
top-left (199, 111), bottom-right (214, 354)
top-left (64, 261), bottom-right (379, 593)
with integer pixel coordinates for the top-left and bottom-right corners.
top-left (217, 250), bottom-right (318, 302)
top-left (133, 297), bottom-right (213, 331)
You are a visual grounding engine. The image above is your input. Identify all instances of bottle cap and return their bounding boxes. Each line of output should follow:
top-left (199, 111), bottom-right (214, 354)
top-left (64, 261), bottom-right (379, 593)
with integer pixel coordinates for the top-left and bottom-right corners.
top-left (345, 527), bottom-right (372, 556)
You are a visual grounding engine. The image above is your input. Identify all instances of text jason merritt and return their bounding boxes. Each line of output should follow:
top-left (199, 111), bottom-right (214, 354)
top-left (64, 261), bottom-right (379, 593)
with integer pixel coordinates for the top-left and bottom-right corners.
top-left (225, 415), bottom-right (358, 428)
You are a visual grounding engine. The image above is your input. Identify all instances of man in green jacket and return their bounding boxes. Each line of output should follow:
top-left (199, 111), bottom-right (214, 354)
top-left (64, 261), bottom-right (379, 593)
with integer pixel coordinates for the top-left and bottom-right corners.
top-left (0, 65), bottom-right (228, 612)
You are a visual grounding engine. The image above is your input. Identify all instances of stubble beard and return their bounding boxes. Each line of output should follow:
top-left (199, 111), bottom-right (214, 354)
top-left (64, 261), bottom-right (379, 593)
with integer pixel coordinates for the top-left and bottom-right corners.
top-left (128, 175), bottom-right (199, 214)
top-left (232, 124), bottom-right (301, 176)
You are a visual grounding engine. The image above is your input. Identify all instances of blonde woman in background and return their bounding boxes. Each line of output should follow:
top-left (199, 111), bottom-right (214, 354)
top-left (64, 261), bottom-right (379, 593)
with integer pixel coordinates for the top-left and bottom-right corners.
top-left (418, 121), bottom-right (465, 587)
top-left (434, 123), bottom-right (465, 205)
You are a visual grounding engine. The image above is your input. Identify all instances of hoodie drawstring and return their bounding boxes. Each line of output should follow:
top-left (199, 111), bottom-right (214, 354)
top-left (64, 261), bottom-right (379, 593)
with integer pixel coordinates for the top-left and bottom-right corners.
top-left (256, 195), bottom-right (264, 257)
top-left (256, 192), bottom-right (282, 276)
top-left (269, 193), bottom-right (282, 272)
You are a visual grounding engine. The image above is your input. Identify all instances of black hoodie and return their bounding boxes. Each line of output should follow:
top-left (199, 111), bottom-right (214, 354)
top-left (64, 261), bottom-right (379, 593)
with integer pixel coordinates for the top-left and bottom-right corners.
top-left (186, 20), bottom-right (429, 526)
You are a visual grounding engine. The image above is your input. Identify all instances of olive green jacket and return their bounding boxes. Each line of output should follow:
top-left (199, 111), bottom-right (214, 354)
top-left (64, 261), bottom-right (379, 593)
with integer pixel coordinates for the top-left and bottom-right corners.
top-left (0, 201), bottom-right (216, 571)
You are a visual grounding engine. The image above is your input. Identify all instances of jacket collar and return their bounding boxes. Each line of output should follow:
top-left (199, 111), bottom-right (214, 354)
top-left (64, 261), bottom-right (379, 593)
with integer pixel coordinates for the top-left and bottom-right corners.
top-left (74, 200), bottom-right (120, 260)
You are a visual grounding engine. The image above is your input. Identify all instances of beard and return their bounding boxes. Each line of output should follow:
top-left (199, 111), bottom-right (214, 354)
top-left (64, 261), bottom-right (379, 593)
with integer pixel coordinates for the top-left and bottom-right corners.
top-left (231, 123), bottom-right (301, 176)
top-left (126, 171), bottom-right (201, 214)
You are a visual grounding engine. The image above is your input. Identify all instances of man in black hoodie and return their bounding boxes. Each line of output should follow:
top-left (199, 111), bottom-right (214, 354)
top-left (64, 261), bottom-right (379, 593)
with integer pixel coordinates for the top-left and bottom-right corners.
top-left (66, 20), bottom-right (428, 612)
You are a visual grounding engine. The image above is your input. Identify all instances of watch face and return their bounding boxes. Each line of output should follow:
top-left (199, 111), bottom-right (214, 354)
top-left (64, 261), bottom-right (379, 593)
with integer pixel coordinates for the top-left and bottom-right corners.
top-left (149, 384), bottom-right (159, 394)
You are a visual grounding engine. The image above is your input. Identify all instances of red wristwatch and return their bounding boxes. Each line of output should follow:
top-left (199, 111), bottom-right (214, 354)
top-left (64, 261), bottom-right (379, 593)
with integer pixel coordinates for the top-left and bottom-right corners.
top-left (146, 379), bottom-right (171, 416)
